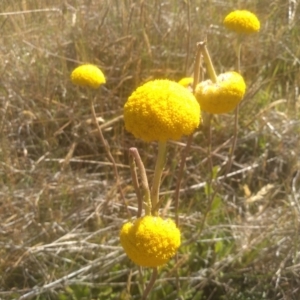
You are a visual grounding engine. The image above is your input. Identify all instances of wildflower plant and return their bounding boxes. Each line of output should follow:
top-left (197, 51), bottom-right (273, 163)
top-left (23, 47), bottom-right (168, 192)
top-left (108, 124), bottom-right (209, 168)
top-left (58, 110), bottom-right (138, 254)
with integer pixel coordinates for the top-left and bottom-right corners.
top-left (71, 64), bottom-right (106, 89)
top-left (121, 34), bottom-right (249, 297)
top-left (3, 1), bottom-right (297, 299)
top-left (69, 8), bottom-right (260, 299)
top-left (120, 216), bottom-right (181, 267)
top-left (70, 63), bottom-right (128, 215)
top-left (195, 71), bottom-right (246, 114)
top-left (123, 78), bottom-right (200, 215)
top-left (122, 78), bottom-right (200, 264)
top-left (222, 9), bottom-right (260, 173)
top-left (124, 79), bottom-right (200, 142)
top-left (194, 41), bottom-right (246, 115)
top-left (120, 65), bottom-right (201, 297)
top-left (224, 10), bottom-right (260, 34)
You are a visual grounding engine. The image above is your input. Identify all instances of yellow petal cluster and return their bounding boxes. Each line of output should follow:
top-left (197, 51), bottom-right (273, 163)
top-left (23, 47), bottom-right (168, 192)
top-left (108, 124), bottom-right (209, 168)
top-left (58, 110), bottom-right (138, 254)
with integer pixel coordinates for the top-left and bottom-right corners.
top-left (178, 77), bottom-right (193, 88)
top-left (195, 71), bottom-right (246, 114)
top-left (71, 64), bottom-right (106, 89)
top-left (120, 216), bottom-right (181, 267)
top-left (224, 10), bottom-right (260, 34)
top-left (124, 79), bottom-right (200, 142)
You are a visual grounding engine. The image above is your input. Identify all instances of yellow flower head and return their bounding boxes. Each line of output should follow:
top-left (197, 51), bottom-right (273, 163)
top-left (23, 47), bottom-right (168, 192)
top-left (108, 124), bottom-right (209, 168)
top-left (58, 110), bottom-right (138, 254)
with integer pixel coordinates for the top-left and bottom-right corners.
top-left (124, 79), bottom-right (200, 142)
top-left (120, 216), bottom-right (181, 267)
top-left (195, 71), bottom-right (246, 114)
top-left (71, 64), bottom-right (106, 89)
top-left (224, 10), bottom-right (260, 34)
top-left (178, 77), bottom-right (193, 88)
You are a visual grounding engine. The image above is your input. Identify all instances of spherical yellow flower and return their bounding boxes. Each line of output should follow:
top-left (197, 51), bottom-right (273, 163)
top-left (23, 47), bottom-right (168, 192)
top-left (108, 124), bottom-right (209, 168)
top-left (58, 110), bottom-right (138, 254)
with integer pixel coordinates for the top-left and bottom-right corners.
top-left (124, 79), bottom-right (200, 142)
top-left (178, 77), bottom-right (193, 88)
top-left (120, 216), bottom-right (181, 267)
top-left (224, 10), bottom-right (260, 34)
top-left (195, 71), bottom-right (246, 114)
top-left (71, 64), bottom-right (106, 89)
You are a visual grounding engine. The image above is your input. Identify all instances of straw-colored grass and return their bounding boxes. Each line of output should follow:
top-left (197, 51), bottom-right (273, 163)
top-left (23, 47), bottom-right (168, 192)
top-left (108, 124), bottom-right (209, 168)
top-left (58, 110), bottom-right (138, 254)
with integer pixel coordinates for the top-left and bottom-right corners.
top-left (1, 0), bottom-right (300, 299)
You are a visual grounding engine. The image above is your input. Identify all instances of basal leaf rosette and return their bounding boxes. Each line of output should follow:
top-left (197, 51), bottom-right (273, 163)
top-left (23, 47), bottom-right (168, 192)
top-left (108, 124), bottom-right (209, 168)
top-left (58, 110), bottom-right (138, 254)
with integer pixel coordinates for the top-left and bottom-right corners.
top-left (71, 64), bottom-right (106, 89)
top-left (195, 71), bottom-right (246, 114)
top-left (124, 79), bottom-right (200, 142)
top-left (120, 216), bottom-right (181, 267)
top-left (224, 10), bottom-right (260, 34)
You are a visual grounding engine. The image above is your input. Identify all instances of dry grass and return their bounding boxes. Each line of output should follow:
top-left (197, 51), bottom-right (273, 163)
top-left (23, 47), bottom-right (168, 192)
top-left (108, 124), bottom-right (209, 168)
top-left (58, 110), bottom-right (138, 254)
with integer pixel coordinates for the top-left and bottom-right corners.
top-left (1, 0), bottom-right (300, 299)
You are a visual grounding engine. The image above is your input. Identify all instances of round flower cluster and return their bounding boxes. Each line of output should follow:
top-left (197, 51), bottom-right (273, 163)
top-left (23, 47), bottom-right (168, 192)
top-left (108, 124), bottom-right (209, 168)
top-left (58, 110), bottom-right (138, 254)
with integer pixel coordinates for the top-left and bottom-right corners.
top-left (124, 79), bottom-right (200, 142)
top-left (195, 71), bottom-right (246, 114)
top-left (120, 216), bottom-right (181, 267)
top-left (71, 64), bottom-right (106, 89)
top-left (224, 10), bottom-right (260, 34)
top-left (178, 77), bottom-right (193, 88)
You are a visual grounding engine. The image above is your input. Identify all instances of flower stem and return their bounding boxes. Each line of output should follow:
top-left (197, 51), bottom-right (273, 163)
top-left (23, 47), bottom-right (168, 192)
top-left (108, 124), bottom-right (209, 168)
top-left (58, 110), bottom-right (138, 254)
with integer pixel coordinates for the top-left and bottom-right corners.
top-left (192, 42), bottom-right (203, 92)
top-left (141, 268), bottom-right (158, 300)
top-left (225, 105), bottom-right (239, 175)
top-left (174, 136), bottom-right (193, 247)
top-left (198, 41), bottom-right (218, 83)
top-left (151, 141), bottom-right (167, 215)
top-left (225, 39), bottom-right (242, 175)
top-left (129, 147), bottom-right (152, 216)
top-left (173, 41), bottom-right (203, 226)
top-left (129, 149), bottom-right (143, 217)
top-left (236, 36), bottom-right (242, 73)
top-left (90, 98), bottom-right (130, 217)
top-left (207, 114), bottom-right (214, 182)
